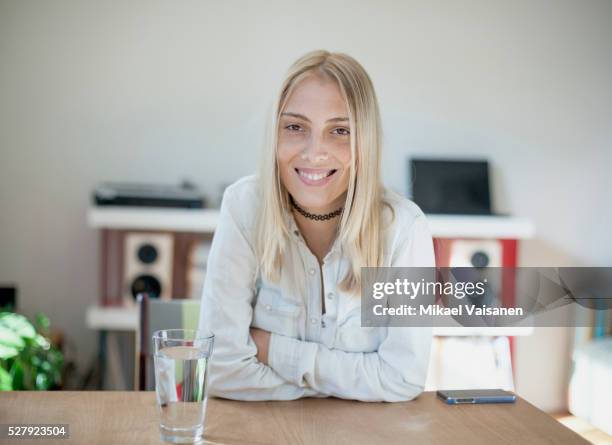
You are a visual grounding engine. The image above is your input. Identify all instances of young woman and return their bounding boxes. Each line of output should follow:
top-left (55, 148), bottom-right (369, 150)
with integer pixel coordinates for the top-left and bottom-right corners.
top-left (198, 50), bottom-right (434, 402)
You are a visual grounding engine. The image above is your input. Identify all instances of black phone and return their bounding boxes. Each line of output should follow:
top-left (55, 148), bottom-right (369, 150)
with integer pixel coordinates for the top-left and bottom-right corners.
top-left (436, 389), bottom-right (516, 405)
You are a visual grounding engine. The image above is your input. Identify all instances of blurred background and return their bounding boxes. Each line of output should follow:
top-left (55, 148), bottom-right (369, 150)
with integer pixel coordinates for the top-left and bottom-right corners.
top-left (1, 0), bottom-right (611, 441)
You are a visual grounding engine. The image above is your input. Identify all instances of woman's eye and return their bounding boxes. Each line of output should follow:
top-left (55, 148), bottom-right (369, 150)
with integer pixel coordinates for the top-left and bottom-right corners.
top-left (285, 124), bottom-right (303, 132)
top-left (332, 127), bottom-right (350, 136)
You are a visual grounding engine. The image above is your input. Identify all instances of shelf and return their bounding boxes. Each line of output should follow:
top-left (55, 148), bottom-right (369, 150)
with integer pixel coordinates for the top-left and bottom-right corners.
top-left (426, 214), bottom-right (535, 239)
top-left (87, 206), bottom-right (219, 233)
top-left (88, 207), bottom-right (535, 239)
top-left (85, 305), bottom-right (532, 336)
top-left (86, 305), bottom-right (138, 331)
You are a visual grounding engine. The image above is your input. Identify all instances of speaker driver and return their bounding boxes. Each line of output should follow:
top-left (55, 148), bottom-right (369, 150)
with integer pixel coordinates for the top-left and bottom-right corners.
top-left (131, 274), bottom-right (162, 300)
top-left (137, 244), bottom-right (158, 264)
top-left (470, 251), bottom-right (490, 268)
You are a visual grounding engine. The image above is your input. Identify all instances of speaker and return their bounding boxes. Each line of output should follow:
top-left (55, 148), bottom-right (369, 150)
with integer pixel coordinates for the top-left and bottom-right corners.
top-left (123, 233), bottom-right (174, 304)
top-left (448, 239), bottom-right (502, 268)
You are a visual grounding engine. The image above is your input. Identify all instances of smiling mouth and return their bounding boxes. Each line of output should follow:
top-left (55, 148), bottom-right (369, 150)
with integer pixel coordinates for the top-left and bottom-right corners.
top-left (294, 168), bottom-right (338, 181)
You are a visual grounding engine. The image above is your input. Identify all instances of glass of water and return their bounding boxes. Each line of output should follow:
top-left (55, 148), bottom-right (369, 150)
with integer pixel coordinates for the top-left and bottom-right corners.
top-left (153, 329), bottom-right (214, 444)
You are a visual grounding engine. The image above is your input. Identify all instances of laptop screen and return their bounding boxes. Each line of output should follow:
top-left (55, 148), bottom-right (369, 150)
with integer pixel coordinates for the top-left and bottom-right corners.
top-left (409, 159), bottom-right (492, 215)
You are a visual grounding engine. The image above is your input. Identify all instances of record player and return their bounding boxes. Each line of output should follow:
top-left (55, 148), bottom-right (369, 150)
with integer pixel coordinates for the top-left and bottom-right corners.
top-left (93, 181), bottom-right (205, 209)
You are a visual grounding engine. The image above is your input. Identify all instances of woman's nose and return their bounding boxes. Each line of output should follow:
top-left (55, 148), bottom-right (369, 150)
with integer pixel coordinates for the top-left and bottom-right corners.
top-left (300, 135), bottom-right (329, 163)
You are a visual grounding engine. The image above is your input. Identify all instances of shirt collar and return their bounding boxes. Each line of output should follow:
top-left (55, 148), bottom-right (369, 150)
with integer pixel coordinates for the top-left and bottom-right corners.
top-left (285, 209), bottom-right (343, 258)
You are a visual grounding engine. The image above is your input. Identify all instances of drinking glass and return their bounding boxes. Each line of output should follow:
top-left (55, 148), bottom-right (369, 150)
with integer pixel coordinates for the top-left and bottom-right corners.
top-left (153, 329), bottom-right (214, 444)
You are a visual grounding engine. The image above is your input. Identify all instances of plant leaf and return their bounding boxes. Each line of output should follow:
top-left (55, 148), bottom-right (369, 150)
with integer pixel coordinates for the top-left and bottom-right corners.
top-left (0, 314), bottom-right (36, 339)
top-left (0, 327), bottom-right (25, 349)
top-left (0, 367), bottom-right (12, 391)
top-left (35, 373), bottom-right (51, 390)
top-left (35, 313), bottom-right (50, 331)
top-left (9, 360), bottom-right (24, 390)
top-left (34, 334), bottom-right (50, 349)
top-left (0, 343), bottom-right (19, 359)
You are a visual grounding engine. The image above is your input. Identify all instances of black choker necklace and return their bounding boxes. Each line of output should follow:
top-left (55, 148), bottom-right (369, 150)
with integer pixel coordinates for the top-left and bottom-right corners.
top-left (290, 195), bottom-right (343, 221)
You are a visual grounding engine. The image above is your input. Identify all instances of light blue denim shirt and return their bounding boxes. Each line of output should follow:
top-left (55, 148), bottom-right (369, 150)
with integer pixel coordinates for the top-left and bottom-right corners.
top-left (198, 175), bottom-right (435, 402)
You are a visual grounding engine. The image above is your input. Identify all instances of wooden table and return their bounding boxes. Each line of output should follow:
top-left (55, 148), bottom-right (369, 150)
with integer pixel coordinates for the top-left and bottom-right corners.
top-left (0, 391), bottom-right (587, 444)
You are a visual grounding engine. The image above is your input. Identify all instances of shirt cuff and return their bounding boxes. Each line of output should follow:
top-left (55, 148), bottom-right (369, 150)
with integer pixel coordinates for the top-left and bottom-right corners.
top-left (268, 333), bottom-right (317, 386)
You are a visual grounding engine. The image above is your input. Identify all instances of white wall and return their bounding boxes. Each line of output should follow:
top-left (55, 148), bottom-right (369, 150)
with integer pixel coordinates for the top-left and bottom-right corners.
top-left (1, 0), bottom-right (611, 409)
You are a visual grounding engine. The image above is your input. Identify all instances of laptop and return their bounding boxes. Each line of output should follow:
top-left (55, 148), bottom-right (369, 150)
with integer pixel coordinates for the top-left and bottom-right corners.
top-left (409, 158), bottom-right (493, 215)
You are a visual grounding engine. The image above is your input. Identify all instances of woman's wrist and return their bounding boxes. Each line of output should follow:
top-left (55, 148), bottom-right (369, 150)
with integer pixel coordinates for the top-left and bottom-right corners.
top-left (250, 327), bottom-right (271, 365)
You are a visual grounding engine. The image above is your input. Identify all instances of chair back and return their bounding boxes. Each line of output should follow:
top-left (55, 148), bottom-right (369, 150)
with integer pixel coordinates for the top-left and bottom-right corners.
top-left (137, 294), bottom-right (201, 390)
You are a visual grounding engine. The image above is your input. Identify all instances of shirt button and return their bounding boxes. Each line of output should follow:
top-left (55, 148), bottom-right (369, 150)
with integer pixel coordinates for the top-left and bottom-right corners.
top-left (310, 318), bottom-right (317, 325)
top-left (293, 230), bottom-right (300, 236)
top-left (265, 304), bottom-right (272, 311)
top-left (326, 292), bottom-right (334, 300)
top-left (308, 268), bottom-right (316, 276)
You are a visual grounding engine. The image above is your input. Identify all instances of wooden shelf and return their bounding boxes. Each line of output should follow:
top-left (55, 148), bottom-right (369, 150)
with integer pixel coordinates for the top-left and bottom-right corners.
top-left (86, 305), bottom-right (139, 331)
top-left (427, 214), bottom-right (535, 239)
top-left (88, 206), bottom-right (219, 232)
top-left (88, 207), bottom-right (535, 239)
top-left (85, 305), bottom-right (532, 336)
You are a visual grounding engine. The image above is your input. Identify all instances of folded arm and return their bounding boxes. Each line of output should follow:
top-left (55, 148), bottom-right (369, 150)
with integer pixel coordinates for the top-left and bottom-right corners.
top-left (267, 214), bottom-right (435, 402)
top-left (198, 187), bottom-right (319, 401)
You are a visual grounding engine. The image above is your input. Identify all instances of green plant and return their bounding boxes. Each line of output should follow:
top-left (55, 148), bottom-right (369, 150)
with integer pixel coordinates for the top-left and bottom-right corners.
top-left (0, 312), bottom-right (63, 390)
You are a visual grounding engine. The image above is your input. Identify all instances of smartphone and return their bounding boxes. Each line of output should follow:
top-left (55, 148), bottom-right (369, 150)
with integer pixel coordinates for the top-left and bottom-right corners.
top-left (436, 389), bottom-right (516, 405)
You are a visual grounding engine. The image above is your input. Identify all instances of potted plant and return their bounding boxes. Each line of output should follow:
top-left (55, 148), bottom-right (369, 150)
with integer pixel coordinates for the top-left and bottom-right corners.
top-left (0, 312), bottom-right (63, 390)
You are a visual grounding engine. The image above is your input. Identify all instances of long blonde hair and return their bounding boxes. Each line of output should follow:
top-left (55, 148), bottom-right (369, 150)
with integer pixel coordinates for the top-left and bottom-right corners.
top-left (256, 50), bottom-right (387, 294)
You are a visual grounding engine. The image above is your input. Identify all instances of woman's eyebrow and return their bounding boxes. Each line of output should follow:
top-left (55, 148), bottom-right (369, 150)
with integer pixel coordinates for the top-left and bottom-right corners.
top-left (281, 112), bottom-right (310, 122)
top-left (281, 112), bottom-right (349, 123)
top-left (326, 116), bottom-right (349, 123)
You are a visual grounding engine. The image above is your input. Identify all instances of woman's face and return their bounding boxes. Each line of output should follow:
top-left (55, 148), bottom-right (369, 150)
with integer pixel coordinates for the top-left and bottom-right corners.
top-left (277, 74), bottom-right (352, 214)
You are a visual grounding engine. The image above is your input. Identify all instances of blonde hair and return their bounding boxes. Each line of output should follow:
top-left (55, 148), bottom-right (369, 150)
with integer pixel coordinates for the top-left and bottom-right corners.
top-left (256, 50), bottom-right (388, 294)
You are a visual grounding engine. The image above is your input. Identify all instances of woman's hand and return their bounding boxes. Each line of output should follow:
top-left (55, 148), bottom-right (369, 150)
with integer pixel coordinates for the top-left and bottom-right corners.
top-left (250, 327), bottom-right (271, 365)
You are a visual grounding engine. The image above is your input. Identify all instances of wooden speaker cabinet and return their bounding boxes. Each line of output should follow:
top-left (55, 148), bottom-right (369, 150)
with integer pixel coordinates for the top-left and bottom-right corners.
top-left (99, 229), bottom-right (211, 306)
